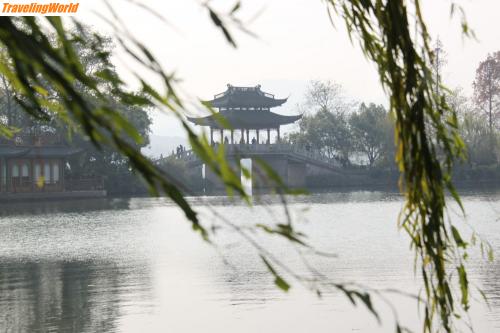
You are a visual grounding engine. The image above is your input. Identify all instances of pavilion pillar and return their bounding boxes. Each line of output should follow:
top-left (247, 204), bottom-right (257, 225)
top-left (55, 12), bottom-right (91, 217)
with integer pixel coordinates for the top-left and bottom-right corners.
top-left (61, 159), bottom-right (65, 192)
top-left (246, 129), bottom-right (249, 144)
top-left (230, 130), bottom-right (234, 144)
top-left (210, 127), bottom-right (214, 145)
top-left (0, 157), bottom-right (4, 192)
top-left (30, 159), bottom-right (34, 192)
top-left (5, 158), bottom-right (9, 192)
top-left (241, 129), bottom-right (245, 144)
top-left (277, 127), bottom-right (281, 142)
top-left (220, 129), bottom-right (223, 144)
top-left (267, 129), bottom-right (270, 144)
top-left (256, 129), bottom-right (260, 144)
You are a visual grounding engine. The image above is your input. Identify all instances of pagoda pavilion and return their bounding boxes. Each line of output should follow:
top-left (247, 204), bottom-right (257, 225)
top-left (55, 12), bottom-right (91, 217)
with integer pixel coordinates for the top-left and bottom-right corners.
top-left (187, 84), bottom-right (301, 144)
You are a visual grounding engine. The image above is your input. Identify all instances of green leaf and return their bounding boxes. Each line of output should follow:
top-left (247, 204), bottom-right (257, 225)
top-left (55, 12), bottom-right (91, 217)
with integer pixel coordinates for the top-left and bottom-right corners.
top-left (488, 247), bottom-right (494, 262)
top-left (230, 1), bottom-right (241, 14)
top-left (451, 226), bottom-right (467, 248)
top-left (260, 255), bottom-right (290, 292)
top-left (457, 264), bottom-right (469, 310)
top-left (207, 7), bottom-right (237, 47)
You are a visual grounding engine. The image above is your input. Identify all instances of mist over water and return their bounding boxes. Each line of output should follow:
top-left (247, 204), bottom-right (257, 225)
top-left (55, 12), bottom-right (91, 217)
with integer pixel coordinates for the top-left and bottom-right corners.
top-left (0, 190), bottom-right (499, 332)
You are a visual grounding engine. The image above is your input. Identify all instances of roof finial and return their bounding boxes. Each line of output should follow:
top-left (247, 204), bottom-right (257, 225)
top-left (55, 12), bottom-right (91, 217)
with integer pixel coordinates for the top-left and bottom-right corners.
top-left (256, 84), bottom-right (261, 90)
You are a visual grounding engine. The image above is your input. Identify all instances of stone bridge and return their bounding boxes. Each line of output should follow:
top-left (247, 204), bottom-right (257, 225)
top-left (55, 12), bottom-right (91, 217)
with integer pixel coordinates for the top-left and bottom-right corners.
top-left (177, 144), bottom-right (343, 190)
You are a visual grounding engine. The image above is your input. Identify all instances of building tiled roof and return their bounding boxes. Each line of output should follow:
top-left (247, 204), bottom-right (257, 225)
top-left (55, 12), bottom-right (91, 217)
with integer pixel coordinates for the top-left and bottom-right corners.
top-left (204, 84), bottom-right (288, 109)
top-left (0, 145), bottom-right (82, 158)
top-left (187, 109), bottom-right (302, 129)
top-left (0, 146), bottom-right (30, 157)
top-left (191, 84), bottom-right (301, 129)
top-left (25, 146), bottom-right (83, 158)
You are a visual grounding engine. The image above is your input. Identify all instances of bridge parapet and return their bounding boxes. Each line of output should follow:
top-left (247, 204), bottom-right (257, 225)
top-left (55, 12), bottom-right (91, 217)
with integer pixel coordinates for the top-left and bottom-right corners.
top-left (162, 143), bottom-right (344, 190)
top-left (175, 143), bottom-right (340, 168)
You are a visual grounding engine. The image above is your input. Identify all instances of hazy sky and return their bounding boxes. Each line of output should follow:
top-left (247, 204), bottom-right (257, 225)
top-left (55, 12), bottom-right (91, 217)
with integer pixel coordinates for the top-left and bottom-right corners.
top-left (80, 0), bottom-right (500, 138)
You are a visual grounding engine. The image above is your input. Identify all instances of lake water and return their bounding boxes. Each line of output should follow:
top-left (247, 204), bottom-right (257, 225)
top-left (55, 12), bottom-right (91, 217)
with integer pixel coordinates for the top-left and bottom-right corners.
top-left (0, 190), bottom-right (499, 332)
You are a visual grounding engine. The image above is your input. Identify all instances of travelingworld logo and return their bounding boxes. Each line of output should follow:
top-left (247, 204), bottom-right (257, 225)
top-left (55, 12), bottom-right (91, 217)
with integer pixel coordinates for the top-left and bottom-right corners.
top-left (1, 1), bottom-right (80, 15)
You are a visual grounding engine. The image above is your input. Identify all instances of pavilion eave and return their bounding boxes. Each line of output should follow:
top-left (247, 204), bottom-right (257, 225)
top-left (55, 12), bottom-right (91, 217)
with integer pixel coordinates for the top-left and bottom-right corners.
top-left (187, 111), bottom-right (302, 130)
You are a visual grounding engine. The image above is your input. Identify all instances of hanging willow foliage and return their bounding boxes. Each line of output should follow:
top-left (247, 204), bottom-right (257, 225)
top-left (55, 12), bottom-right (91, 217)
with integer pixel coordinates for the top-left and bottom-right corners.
top-left (0, 2), bottom-right (491, 332)
top-left (323, 1), bottom-right (475, 331)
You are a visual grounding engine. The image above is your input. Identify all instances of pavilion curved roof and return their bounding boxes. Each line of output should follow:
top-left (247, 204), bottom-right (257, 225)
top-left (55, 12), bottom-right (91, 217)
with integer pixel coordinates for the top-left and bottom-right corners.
top-left (204, 84), bottom-right (287, 109)
top-left (187, 109), bottom-right (302, 130)
top-left (0, 145), bottom-right (82, 158)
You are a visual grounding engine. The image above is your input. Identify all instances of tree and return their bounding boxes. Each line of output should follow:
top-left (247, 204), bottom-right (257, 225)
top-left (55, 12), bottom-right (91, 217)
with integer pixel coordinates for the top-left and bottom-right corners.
top-left (290, 101), bottom-right (395, 168)
top-left (432, 38), bottom-right (447, 96)
top-left (377, 114), bottom-right (396, 169)
top-left (293, 81), bottom-right (354, 165)
top-left (304, 80), bottom-right (347, 114)
top-left (0, 26), bottom-right (153, 194)
top-left (447, 87), bottom-right (471, 122)
top-left (289, 109), bottom-right (353, 165)
top-left (460, 112), bottom-right (498, 165)
top-left (473, 52), bottom-right (500, 130)
top-left (445, 87), bottom-right (497, 165)
top-left (0, 4), bottom-right (487, 331)
top-left (59, 31), bottom-right (153, 194)
top-left (349, 103), bottom-right (387, 167)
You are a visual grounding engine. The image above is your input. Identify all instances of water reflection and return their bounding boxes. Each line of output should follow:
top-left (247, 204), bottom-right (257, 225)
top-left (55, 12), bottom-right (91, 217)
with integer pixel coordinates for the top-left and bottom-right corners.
top-left (0, 186), bottom-right (498, 217)
top-left (0, 198), bottom-right (133, 217)
top-left (0, 260), bottom-right (153, 333)
top-left (479, 259), bottom-right (500, 329)
top-left (0, 191), bottom-right (498, 332)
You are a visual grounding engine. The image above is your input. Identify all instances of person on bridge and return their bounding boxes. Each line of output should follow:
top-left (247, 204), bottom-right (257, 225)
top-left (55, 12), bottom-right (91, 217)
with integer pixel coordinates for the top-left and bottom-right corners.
top-left (224, 136), bottom-right (229, 145)
top-left (251, 137), bottom-right (257, 145)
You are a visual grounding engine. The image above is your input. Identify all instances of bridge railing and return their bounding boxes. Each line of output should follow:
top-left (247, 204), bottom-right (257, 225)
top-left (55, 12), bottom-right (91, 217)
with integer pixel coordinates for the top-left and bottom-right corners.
top-left (175, 149), bottom-right (198, 163)
top-left (225, 144), bottom-right (339, 166)
top-left (173, 144), bottom-right (340, 167)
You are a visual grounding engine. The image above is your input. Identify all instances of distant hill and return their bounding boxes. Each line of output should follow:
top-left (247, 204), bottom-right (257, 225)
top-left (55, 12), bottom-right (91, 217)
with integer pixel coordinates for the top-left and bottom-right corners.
top-left (141, 135), bottom-right (188, 158)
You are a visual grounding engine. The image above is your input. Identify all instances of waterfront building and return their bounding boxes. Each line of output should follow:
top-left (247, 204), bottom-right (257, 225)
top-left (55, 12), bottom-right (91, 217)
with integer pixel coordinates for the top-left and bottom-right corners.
top-left (0, 134), bottom-right (104, 198)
